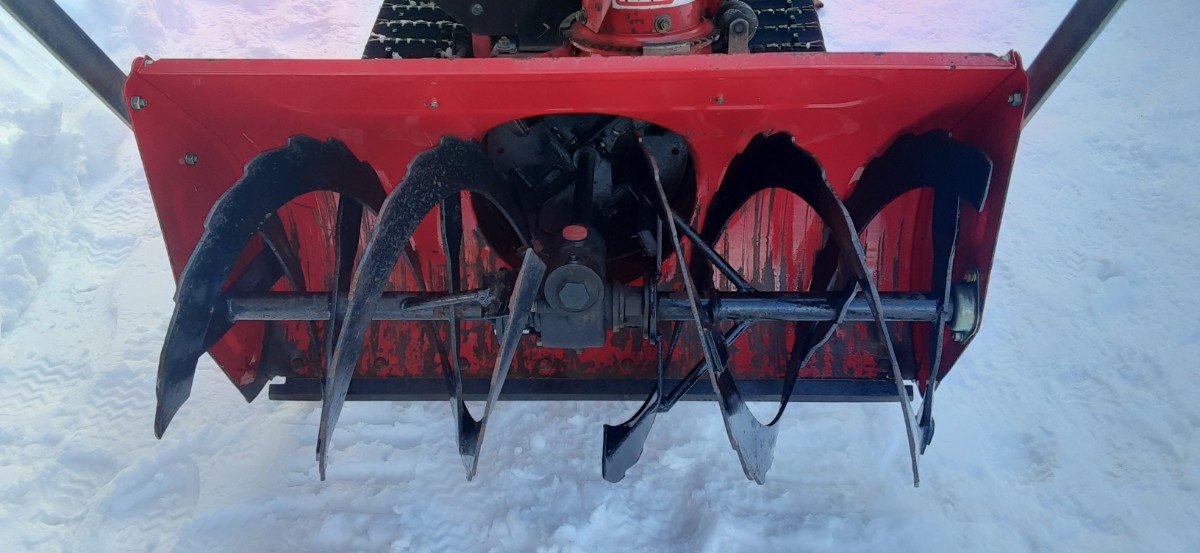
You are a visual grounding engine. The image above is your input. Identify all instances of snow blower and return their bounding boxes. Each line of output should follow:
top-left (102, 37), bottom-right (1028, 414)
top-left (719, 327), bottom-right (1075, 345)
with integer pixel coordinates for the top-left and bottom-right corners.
top-left (1, 0), bottom-right (1127, 484)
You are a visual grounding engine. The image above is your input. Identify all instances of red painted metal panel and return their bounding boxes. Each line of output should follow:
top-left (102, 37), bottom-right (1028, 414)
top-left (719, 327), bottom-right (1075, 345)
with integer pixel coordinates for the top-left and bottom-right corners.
top-left (123, 52), bottom-right (1027, 392)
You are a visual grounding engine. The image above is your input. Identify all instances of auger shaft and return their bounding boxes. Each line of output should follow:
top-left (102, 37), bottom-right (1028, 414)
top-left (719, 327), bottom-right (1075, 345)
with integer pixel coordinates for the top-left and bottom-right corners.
top-left (224, 290), bottom-right (949, 324)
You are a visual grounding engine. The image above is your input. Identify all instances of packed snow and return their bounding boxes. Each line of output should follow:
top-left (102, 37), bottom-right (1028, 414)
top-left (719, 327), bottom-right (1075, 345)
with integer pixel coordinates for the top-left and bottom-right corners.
top-left (1, 1), bottom-right (1197, 551)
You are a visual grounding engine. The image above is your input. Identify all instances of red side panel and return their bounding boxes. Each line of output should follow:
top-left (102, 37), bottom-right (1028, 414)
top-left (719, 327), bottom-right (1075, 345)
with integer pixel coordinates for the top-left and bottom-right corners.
top-left (124, 52), bottom-right (1027, 389)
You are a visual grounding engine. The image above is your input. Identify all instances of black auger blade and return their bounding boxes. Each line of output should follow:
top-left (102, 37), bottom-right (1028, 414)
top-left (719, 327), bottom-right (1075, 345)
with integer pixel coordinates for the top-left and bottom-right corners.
top-left (616, 133), bottom-right (783, 484)
top-left (317, 136), bottom-right (528, 479)
top-left (464, 249), bottom-right (546, 480)
top-left (808, 131), bottom-right (992, 471)
top-left (437, 193), bottom-right (484, 474)
top-left (602, 339), bottom-right (665, 483)
top-left (602, 212), bottom-right (758, 482)
top-left (155, 135), bottom-right (385, 439)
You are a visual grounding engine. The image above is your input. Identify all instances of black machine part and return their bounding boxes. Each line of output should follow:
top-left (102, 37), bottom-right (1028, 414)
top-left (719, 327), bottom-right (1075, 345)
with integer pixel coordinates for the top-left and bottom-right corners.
top-left (361, 0), bottom-right (826, 57)
top-left (473, 114), bottom-right (696, 283)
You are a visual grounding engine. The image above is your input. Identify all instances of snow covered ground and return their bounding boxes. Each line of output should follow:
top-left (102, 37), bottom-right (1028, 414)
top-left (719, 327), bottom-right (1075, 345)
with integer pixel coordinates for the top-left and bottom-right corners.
top-left (1, 1), bottom-right (1198, 551)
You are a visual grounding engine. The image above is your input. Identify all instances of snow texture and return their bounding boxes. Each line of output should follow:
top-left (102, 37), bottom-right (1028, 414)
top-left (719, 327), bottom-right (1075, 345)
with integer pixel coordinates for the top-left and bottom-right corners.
top-left (1, 1), bottom-right (1198, 551)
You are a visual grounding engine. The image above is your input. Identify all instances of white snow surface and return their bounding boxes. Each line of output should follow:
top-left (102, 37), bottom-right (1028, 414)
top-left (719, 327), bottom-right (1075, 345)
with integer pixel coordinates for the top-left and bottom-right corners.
top-left (1, 1), bottom-right (1198, 551)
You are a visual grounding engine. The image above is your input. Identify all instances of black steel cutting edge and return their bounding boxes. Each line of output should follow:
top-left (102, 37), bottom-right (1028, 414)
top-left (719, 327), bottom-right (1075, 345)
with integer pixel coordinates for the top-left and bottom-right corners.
top-left (154, 135), bottom-right (385, 440)
top-left (314, 195), bottom-right (365, 465)
top-left (916, 189), bottom-right (961, 453)
top-left (317, 136), bottom-right (528, 479)
top-left (617, 133), bottom-right (803, 483)
top-left (816, 131), bottom-right (991, 471)
top-left (438, 192), bottom-right (484, 473)
top-left (465, 249), bottom-right (547, 480)
top-left (602, 315), bottom-right (767, 481)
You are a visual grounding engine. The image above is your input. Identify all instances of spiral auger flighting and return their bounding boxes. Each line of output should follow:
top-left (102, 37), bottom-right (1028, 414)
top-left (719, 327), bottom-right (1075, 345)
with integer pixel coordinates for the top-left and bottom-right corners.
top-left (153, 136), bottom-right (387, 438)
top-left (601, 131), bottom-right (994, 485)
top-left (315, 136), bottom-right (535, 479)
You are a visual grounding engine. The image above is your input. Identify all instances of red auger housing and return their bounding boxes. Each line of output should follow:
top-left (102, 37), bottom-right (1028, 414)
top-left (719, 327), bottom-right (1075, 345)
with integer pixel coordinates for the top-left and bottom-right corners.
top-left (121, 0), bottom-right (1028, 484)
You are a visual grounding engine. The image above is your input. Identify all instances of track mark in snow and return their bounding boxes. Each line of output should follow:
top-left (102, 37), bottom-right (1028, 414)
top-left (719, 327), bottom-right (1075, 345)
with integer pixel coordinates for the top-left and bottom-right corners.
top-left (70, 454), bottom-right (201, 553)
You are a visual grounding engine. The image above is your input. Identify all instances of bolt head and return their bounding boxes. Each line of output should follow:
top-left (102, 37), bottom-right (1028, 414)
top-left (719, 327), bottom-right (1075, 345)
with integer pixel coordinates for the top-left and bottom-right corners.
top-left (470, 3), bottom-right (483, 16)
top-left (182, 152), bottom-right (198, 165)
top-left (654, 14), bottom-right (672, 33)
top-left (1007, 91), bottom-right (1024, 107)
top-left (558, 281), bottom-right (591, 311)
top-left (130, 96), bottom-right (146, 110)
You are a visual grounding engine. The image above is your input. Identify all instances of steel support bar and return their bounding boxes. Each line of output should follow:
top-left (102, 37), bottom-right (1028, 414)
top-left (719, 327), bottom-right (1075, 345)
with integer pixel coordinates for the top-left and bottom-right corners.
top-left (657, 293), bottom-right (944, 322)
top-left (0, 0), bottom-right (130, 126)
top-left (226, 290), bottom-right (947, 323)
top-left (225, 289), bottom-right (494, 321)
top-left (1025, 0), bottom-right (1128, 121)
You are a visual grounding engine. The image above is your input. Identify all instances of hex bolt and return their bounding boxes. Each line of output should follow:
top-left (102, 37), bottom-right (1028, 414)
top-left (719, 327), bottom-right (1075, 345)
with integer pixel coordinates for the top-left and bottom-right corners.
top-left (558, 281), bottom-right (592, 311)
top-left (654, 14), bottom-right (672, 33)
top-left (129, 96), bottom-right (147, 110)
top-left (1007, 91), bottom-right (1024, 107)
top-left (470, 3), bottom-right (483, 16)
top-left (182, 152), bottom-right (199, 165)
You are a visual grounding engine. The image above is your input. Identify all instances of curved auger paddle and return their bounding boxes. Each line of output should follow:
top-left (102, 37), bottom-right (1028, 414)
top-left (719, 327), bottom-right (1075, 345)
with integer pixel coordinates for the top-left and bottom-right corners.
top-left (155, 136), bottom-right (386, 439)
top-left (604, 131), bottom-right (992, 485)
top-left (317, 136), bottom-right (534, 480)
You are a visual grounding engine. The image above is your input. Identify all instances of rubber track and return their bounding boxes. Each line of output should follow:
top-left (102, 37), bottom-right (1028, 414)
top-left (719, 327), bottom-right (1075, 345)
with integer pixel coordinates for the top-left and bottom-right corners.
top-left (362, 0), bottom-right (824, 59)
top-left (748, 0), bottom-right (825, 53)
top-left (362, 1), bottom-right (462, 59)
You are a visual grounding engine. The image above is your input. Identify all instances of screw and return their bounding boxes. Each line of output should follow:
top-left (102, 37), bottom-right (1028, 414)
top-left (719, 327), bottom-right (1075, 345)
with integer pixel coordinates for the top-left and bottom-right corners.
top-left (1007, 91), bottom-right (1023, 107)
top-left (429, 100), bottom-right (438, 109)
top-left (654, 14), bottom-right (672, 33)
top-left (182, 152), bottom-right (198, 165)
top-left (470, 3), bottom-right (483, 16)
top-left (130, 96), bottom-right (147, 110)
